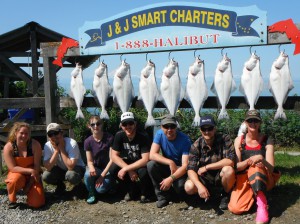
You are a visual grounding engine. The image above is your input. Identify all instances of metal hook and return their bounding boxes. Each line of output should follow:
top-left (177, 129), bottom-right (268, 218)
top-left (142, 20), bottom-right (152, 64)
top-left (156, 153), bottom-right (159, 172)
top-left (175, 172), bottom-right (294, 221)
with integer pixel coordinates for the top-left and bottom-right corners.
top-left (146, 53), bottom-right (148, 61)
top-left (250, 46), bottom-right (256, 55)
top-left (168, 52), bottom-right (171, 60)
top-left (221, 48), bottom-right (227, 58)
top-left (120, 54), bottom-right (123, 61)
top-left (278, 44), bottom-right (285, 53)
top-left (193, 50), bottom-right (200, 58)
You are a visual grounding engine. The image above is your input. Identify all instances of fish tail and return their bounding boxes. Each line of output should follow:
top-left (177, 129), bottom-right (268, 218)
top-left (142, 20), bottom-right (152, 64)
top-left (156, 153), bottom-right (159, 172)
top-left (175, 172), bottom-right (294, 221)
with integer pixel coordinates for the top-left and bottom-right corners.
top-left (76, 108), bottom-right (85, 119)
top-left (192, 115), bottom-right (201, 127)
top-left (53, 59), bottom-right (63, 67)
top-left (145, 115), bottom-right (156, 128)
top-left (274, 108), bottom-right (287, 120)
top-left (218, 109), bottom-right (230, 120)
top-left (100, 109), bottom-right (110, 120)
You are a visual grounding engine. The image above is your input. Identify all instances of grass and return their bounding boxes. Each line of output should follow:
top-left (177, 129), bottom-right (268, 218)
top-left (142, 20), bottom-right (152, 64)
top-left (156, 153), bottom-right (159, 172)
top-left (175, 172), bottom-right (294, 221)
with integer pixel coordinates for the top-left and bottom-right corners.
top-left (275, 153), bottom-right (300, 184)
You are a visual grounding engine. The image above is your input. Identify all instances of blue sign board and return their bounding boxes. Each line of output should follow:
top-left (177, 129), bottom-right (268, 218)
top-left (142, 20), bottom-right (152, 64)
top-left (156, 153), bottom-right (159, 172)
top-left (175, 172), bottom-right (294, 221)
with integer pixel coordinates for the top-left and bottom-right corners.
top-left (79, 2), bottom-right (267, 55)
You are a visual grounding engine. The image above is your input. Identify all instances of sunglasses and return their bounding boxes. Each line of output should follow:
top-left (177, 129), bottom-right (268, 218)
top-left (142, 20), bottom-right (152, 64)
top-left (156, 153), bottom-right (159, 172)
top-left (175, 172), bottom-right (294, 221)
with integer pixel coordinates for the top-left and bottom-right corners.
top-left (47, 130), bottom-right (60, 137)
top-left (246, 119), bottom-right (260, 124)
top-left (200, 126), bottom-right (214, 132)
top-left (122, 121), bottom-right (134, 127)
top-left (162, 124), bottom-right (177, 129)
top-left (90, 122), bottom-right (102, 127)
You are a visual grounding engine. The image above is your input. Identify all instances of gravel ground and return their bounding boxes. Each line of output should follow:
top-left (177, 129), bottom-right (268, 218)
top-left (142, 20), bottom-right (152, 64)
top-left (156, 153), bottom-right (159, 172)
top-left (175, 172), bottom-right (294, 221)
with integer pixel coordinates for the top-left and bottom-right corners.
top-left (0, 183), bottom-right (299, 224)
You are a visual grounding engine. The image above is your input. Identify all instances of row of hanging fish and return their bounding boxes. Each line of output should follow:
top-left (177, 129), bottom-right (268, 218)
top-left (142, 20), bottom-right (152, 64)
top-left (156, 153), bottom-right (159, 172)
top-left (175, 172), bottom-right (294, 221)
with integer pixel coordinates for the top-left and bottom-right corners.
top-left (69, 51), bottom-right (294, 126)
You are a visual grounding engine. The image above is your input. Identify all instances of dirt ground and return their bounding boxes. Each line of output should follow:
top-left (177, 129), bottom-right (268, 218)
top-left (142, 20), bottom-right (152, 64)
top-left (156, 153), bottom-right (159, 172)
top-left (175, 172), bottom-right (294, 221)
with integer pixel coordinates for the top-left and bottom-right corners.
top-left (44, 182), bottom-right (300, 224)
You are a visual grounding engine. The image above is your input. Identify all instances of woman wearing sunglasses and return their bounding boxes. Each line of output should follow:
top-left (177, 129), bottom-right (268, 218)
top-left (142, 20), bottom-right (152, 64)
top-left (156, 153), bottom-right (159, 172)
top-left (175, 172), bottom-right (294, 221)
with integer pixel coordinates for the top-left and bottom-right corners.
top-left (3, 122), bottom-right (45, 209)
top-left (185, 115), bottom-right (236, 211)
top-left (83, 116), bottom-right (115, 204)
top-left (229, 110), bottom-right (280, 224)
top-left (42, 123), bottom-right (85, 198)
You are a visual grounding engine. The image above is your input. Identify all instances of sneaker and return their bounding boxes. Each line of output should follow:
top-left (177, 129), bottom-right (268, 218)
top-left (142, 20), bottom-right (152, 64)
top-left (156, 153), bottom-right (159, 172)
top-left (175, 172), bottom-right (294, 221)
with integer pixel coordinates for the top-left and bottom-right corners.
top-left (8, 202), bottom-right (19, 209)
top-left (156, 199), bottom-right (169, 208)
top-left (124, 192), bottom-right (132, 202)
top-left (256, 205), bottom-right (269, 224)
top-left (219, 194), bottom-right (229, 210)
top-left (87, 195), bottom-right (96, 204)
top-left (54, 182), bottom-right (66, 196)
top-left (140, 195), bottom-right (151, 203)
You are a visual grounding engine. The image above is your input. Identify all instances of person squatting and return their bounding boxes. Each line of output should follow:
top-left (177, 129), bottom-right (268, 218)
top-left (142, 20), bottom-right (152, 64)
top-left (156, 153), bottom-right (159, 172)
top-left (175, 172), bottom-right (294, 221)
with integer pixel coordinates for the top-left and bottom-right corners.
top-left (3, 111), bottom-right (279, 224)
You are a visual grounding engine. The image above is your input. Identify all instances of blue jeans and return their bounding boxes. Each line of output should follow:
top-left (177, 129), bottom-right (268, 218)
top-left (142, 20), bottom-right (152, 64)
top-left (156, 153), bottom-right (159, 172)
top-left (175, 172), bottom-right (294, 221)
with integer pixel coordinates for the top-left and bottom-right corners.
top-left (84, 166), bottom-right (115, 195)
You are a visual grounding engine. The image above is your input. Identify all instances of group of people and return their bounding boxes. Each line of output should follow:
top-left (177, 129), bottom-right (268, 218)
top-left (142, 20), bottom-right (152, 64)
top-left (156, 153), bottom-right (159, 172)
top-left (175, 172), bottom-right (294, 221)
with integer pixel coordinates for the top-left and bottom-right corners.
top-left (3, 110), bottom-right (280, 224)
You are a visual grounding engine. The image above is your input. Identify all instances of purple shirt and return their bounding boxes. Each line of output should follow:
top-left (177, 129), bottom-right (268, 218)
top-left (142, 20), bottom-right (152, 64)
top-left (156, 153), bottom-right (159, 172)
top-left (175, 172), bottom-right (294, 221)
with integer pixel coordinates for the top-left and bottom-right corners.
top-left (84, 132), bottom-right (114, 169)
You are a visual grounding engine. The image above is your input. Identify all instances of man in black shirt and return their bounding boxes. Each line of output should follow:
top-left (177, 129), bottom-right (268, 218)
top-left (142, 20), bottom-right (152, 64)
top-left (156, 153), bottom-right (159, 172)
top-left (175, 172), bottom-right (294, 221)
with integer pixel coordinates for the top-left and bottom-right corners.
top-left (110, 112), bottom-right (152, 203)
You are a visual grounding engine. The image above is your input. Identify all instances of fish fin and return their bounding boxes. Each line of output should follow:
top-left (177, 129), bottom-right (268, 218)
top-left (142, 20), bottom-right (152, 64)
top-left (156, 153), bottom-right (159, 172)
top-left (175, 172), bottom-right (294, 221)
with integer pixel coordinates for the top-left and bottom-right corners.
top-left (179, 87), bottom-right (185, 101)
top-left (76, 108), bottom-right (85, 119)
top-left (100, 109), bottom-right (110, 120)
top-left (239, 84), bottom-right (245, 95)
top-left (218, 109), bottom-right (230, 120)
top-left (108, 86), bottom-right (113, 96)
top-left (210, 82), bottom-right (217, 95)
top-left (192, 115), bottom-right (201, 127)
top-left (145, 115), bottom-right (156, 128)
top-left (137, 91), bottom-right (142, 101)
top-left (231, 79), bottom-right (237, 93)
top-left (274, 108), bottom-right (287, 120)
top-left (69, 90), bottom-right (74, 99)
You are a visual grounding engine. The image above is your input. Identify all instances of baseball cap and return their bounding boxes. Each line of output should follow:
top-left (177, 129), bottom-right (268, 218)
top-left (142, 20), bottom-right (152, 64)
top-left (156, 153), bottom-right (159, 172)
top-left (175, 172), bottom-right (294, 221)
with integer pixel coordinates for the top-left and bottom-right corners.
top-left (161, 114), bottom-right (177, 126)
top-left (46, 123), bottom-right (61, 133)
top-left (245, 110), bottom-right (262, 121)
top-left (121, 112), bottom-right (135, 124)
top-left (200, 115), bottom-right (216, 127)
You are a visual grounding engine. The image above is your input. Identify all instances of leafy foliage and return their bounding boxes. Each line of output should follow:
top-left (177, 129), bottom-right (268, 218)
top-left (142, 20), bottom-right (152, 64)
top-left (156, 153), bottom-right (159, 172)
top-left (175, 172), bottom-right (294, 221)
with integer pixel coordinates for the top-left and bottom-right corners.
top-left (62, 107), bottom-right (300, 148)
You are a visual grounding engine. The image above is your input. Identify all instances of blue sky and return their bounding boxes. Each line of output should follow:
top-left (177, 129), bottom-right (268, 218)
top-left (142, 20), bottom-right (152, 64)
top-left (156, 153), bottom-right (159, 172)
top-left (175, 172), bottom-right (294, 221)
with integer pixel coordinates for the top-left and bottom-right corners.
top-left (1, 0), bottom-right (300, 96)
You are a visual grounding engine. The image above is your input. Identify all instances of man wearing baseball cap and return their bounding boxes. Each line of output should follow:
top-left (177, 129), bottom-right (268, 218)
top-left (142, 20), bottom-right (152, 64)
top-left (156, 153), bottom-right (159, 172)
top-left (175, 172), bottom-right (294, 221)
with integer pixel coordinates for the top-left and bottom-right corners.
top-left (42, 123), bottom-right (85, 198)
top-left (147, 114), bottom-right (192, 208)
top-left (110, 112), bottom-right (153, 203)
top-left (184, 115), bottom-right (236, 210)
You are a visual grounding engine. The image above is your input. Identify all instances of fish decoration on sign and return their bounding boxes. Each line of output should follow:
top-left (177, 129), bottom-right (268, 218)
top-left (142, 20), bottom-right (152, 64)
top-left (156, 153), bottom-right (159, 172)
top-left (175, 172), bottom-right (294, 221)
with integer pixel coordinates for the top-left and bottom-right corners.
top-left (240, 52), bottom-right (264, 110)
top-left (269, 51), bottom-right (294, 120)
top-left (211, 54), bottom-right (236, 120)
top-left (138, 60), bottom-right (160, 128)
top-left (70, 63), bottom-right (86, 119)
top-left (113, 60), bottom-right (135, 113)
top-left (53, 37), bottom-right (79, 67)
top-left (185, 56), bottom-right (208, 126)
top-left (160, 58), bottom-right (185, 116)
top-left (92, 61), bottom-right (113, 120)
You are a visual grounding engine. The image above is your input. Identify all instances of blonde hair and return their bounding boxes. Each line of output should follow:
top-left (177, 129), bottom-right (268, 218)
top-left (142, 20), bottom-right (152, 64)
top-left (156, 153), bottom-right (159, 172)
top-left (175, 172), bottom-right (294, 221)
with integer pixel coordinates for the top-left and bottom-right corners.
top-left (7, 122), bottom-right (31, 143)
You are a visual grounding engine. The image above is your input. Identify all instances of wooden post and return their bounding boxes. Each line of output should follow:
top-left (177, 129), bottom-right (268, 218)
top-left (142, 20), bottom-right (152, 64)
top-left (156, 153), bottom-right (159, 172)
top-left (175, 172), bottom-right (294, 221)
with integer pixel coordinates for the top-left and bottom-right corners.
top-left (42, 53), bottom-right (58, 125)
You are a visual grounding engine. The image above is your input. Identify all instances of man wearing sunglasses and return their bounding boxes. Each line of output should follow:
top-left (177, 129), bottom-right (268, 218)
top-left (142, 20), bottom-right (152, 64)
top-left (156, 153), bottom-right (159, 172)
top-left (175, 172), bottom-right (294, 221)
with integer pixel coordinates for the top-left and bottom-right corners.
top-left (42, 123), bottom-right (85, 198)
top-left (110, 112), bottom-right (153, 203)
top-left (147, 114), bottom-right (192, 208)
top-left (184, 115), bottom-right (236, 210)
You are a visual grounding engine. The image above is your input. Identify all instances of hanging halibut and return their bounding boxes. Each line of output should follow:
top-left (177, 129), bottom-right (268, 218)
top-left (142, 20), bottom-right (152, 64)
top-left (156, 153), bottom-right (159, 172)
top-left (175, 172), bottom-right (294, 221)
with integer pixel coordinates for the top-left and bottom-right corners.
top-left (113, 60), bottom-right (134, 113)
top-left (185, 56), bottom-right (208, 126)
top-left (138, 60), bottom-right (160, 128)
top-left (211, 54), bottom-right (236, 120)
top-left (269, 51), bottom-right (294, 120)
top-left (240, 53), bottom-right (264, 110)
top-left (70, 63), bottom-right (86, 119)
top-left (160, 59), bottom-right (184, 115)
top-left (93, 61), bottom-right (113, 120)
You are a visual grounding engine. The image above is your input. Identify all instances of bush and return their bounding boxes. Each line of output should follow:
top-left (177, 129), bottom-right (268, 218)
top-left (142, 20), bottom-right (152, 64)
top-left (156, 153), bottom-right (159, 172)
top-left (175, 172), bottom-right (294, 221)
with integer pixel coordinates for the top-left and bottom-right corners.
top-left (60, 107), bottom-right (300, 148)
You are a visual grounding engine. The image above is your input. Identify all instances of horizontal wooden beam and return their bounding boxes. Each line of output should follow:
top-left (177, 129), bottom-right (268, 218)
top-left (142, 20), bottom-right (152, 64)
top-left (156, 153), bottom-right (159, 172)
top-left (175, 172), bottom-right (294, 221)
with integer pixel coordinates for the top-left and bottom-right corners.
top-left (59, 96), bottom-right (300, 111)
top-left (0, 97), bottom-right (45, 109)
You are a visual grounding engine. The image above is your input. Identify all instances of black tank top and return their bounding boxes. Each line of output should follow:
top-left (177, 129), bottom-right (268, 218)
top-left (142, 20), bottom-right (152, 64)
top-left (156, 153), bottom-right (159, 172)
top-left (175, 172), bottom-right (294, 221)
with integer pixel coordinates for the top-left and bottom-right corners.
top-left (12, 140), bottom-right (33, 157)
